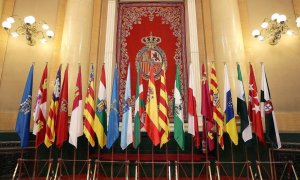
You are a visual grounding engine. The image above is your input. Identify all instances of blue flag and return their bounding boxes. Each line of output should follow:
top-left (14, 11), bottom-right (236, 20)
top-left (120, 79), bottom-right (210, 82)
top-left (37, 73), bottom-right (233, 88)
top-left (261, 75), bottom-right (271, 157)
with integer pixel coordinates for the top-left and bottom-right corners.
top-left (106, 67), bottom-right (119, 149)
top-left (120, 65), bottom-right (133, 149)
top-left (16, 65), bottom-right (34, 148)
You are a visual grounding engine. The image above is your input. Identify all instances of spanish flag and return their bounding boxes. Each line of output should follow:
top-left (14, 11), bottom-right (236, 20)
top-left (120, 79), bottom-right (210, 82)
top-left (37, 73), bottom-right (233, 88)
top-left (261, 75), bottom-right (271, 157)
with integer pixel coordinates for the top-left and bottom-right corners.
top-left (144, 66), bottom-right (160, 146)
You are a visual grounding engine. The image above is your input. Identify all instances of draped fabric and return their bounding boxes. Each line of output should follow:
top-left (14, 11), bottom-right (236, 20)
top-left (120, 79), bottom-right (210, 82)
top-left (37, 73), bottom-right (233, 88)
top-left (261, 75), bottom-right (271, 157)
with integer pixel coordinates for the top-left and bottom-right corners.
top-left (117, 2), bottom-right (188, 121)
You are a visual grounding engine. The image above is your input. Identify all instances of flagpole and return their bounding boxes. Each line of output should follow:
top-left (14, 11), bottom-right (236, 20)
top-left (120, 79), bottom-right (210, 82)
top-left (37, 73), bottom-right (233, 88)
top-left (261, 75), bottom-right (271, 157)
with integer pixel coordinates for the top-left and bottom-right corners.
top-left (125, 148), bottom-right (128, 180)
top-left (204, 118), bottom-right (209, 180)
top-left (72, 146), bottom-right (76, 180)
top-left (137, 146), bottom-right (140, 180)
top-left (255, 137), bottom-right (261, 161)
top-left (216, 138), bottom-right (220, 180)
top-left (230, 141), bottom-right (235, 180)
top-left (32, 146), bottom-right (38, 179)
top-left (166, 144), bottom-right (169, 179)
top-left (244, 144), bottom-right (250, 179)
top-left (152, 145), bottom-right (154, 180)
top-left (87, 141), bottom-right (91, 171)
top-left (95, 144), bottom-right (100, 179)
top-left (47, 146), bottom-right (53, 179)
top-left (176, 146), bottom-right (179, 179)
top-left (59, 148), bottom-right (63, 178)
top-left (191, 138), bottom-right (194, 180)
top-left (111, 147), bottom-right (114, 180)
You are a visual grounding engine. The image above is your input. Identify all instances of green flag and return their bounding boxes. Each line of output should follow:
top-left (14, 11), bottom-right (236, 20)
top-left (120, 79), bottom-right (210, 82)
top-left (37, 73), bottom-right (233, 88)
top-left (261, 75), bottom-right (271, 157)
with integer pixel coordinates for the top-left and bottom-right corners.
top-left (94, 64), bottom-right (107, 148)
top-left (133, 68), bottom-right (145, 149)
top-left (237, 64), bottom-right (252, 146)
top-left (174, 65), bottom-right (185, 150)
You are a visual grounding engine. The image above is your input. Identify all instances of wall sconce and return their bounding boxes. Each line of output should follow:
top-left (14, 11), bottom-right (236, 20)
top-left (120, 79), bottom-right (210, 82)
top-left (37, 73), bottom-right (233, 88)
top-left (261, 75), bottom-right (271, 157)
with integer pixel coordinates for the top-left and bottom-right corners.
top-left (1, 16), bottom-right (54, 46)
top-left (252, 13), bottom-right (294, 45)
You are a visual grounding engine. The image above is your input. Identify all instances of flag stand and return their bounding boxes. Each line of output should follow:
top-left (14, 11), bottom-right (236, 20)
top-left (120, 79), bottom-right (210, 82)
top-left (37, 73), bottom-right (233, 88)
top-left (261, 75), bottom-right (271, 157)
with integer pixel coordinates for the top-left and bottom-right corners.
top-left (53, 148), bottom-right (64, 179)
top-left (45, 159), bottom-right (53, 180)
top-left (16, 149), bottom-right (24, 179)
top-left (268, 146), bottom-right (276, 179)
top-left (256, 160), bottom-right (263, 180)
top-left (86, 159), bottom-right (91, 180)
top-left (93, 144), bottom-right (100, 180)
top-left (135, 161), bottom-right (138, 180)
top-left (12, 159), bottom-right (19, 180)
top-left (46, 146), bottom-right (53, 179)
top-left (72, 146), bottom-right (76, 180)
top-left (32, 147), bottom-right (38, 179)
top-left (166, 144), bottom-right (169, 180)
top-left (175, 161), bottom-right (178, 180)
top-left (244, 145), bottom-right (254, 179)
top-left (215, 160), bottom-right (220, 180)
top-left (87, 142), bottom-right (91, 179)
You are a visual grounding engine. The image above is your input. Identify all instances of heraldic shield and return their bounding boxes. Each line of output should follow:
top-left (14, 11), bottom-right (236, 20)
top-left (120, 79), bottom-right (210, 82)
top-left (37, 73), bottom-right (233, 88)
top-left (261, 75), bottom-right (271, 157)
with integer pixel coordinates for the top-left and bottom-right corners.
top-left (135, 33), bottom-right (167, 80)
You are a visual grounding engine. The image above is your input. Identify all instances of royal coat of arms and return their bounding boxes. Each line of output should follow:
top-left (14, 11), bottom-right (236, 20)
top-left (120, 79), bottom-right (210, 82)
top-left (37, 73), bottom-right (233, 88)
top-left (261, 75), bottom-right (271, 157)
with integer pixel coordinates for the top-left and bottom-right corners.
top-left (135, 33), bottom-right (167, 80)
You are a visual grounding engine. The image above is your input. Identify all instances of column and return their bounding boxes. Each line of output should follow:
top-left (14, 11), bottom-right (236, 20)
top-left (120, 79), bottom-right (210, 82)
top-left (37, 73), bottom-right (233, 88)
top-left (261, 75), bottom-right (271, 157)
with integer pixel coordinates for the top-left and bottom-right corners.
top-left (210, 0), bottom-right (247, 107)
top-left (187, 0), bottom-right (202, 118)
top-left (103, 0), bottom-right (117, 109)
top-left (0, 0), bottom-right (4, 18)
top-left (59, 0), bottom-right (94, 102)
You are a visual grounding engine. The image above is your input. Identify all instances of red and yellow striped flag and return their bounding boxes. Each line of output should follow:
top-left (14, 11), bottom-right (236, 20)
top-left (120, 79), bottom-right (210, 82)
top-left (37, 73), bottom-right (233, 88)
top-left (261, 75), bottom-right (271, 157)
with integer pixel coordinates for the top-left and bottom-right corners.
top-left (83, 65), bottom-right (96, 147)
top-left (44, 65), bottom-right (61, 148)
top-left (158, 65), bottom-right (170, 148)
top-left (209, 63), bottom-right (224, 149)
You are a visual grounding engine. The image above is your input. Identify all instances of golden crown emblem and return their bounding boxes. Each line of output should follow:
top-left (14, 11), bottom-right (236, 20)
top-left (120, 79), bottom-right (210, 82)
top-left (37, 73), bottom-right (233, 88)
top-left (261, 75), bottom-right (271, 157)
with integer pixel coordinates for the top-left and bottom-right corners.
top-left (141, 32), bottom-right (162, 48)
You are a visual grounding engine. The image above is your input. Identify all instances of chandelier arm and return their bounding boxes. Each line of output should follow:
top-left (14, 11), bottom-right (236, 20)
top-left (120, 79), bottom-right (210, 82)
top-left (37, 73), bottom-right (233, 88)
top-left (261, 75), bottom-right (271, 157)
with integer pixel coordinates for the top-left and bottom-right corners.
top-left (16, 25), bottom-right (26, 35)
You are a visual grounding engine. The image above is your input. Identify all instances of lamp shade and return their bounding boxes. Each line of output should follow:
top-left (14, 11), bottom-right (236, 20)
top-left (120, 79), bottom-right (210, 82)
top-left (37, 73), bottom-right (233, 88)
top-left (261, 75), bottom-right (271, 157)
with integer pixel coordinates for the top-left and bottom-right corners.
top-left (261, 22), bottom-right (269, 29)
top-left (24, 16), bottom-right (36, 25)
top-left (2, 21), bottom-right (12, 29)
top-left (277, 14), bottom-right (287, 23)
top-left (11, 32), bottom-right (19, 38)
top-left (271, 13), bottom-right (279, 21)
top-left (252, 29), bottom-right (260, 37)
top-left (46, 30), bottom-right (54, 38)
top-left (7, 17), bottom-right (15, 24)
top-left (42, 24), bottom-right (49, 30)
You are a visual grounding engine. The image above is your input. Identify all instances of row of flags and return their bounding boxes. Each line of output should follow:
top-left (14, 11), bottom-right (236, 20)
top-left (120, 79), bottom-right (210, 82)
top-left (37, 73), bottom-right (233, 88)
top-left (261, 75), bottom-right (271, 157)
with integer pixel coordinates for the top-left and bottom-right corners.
top-left (15, 62), bottom-right (281, 151)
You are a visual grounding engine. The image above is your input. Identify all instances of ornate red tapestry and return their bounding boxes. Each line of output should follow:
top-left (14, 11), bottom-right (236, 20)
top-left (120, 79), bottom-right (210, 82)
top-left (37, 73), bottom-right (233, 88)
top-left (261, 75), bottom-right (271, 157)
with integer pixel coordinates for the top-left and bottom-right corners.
top-left (117, 2), bottom-right (188, 120)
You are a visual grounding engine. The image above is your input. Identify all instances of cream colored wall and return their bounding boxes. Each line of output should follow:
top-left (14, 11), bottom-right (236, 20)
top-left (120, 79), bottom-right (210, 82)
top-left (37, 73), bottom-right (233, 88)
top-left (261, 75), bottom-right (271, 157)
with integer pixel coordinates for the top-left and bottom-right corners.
top-left (0, 0), bottom-right (299, 133)
top-left (242, 0), bottom-right (300, 132)
top-left (0, 0), bottom-right (59, 131)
